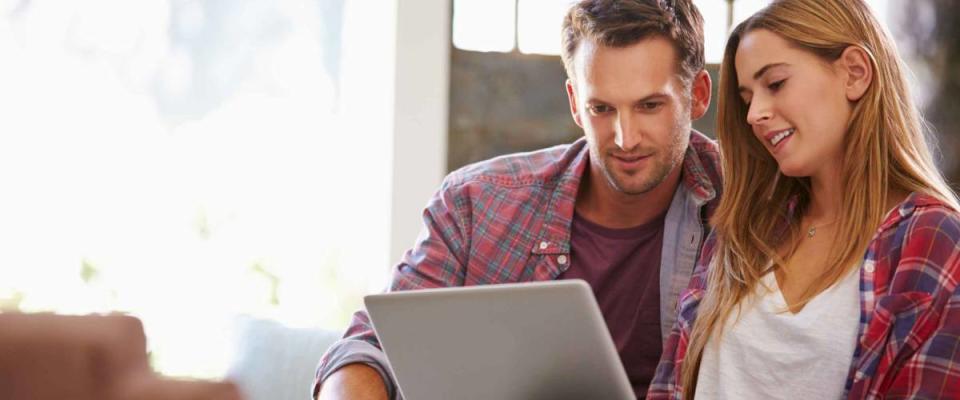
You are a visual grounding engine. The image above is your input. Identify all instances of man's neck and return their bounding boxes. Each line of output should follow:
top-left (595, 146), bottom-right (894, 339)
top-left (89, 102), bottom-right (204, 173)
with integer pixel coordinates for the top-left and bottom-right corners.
top-left (575, 163), bottom-right (682, 229)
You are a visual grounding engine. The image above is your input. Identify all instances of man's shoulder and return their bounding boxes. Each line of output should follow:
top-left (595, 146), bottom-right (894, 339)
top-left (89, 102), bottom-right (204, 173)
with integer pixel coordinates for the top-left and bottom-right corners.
top-left (681, 130), bottom-right (722, 205)
top-left (689, 130), bottom-right (719, 156)
top-left (688, 130), bottom-right (720, 174)
top-left (443, 139), bottom-right (587, 190)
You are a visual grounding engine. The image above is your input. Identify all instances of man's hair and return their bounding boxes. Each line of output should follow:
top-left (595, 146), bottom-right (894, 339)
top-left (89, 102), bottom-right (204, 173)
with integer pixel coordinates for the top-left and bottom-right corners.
top-left (561, 0), bottom-right (705, 84)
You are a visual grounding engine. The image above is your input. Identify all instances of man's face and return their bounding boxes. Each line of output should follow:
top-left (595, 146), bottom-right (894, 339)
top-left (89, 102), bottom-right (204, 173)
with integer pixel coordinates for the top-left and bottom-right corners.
top-left (566, 37), bottom-right (705, 196)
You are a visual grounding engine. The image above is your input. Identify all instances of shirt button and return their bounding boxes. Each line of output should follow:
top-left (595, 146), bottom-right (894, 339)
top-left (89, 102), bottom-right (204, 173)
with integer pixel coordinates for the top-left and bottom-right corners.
top-left (557, 255), bottom-right (568, 265)
top-left (864, 264), bottom-right (875, 273)
top-left (539, 241), bottom-right (549, 250)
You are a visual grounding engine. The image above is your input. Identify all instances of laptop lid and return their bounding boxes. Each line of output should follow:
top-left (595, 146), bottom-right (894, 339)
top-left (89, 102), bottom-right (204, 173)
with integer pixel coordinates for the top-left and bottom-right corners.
top-left (364, 279), bottom-right (635, 400)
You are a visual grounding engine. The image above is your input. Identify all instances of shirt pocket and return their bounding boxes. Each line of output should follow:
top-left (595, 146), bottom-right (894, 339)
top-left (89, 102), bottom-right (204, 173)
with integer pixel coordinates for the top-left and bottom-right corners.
top-left (853, 291), bottom-right (939, 396)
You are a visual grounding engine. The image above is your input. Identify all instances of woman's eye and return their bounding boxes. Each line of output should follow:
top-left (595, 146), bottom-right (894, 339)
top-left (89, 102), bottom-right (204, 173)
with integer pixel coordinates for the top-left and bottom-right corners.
top-left (768, 79), bottom-right (787, 91)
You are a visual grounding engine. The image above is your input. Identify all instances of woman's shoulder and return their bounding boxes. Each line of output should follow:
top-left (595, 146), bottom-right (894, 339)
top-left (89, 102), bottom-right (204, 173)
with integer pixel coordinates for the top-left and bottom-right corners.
top-left (879, 192), bottom-right (960, 296)
top-left (894, 193), bottom-right (960, 246)
top-left (877, 192), bottom-right (960, 237)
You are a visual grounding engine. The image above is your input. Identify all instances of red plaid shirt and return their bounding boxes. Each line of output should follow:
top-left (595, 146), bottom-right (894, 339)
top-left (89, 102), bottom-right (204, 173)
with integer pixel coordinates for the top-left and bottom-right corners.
top-left (313, 132), bottom-right (722, 399)
top-left (648, 192), bottom-right (960, 399)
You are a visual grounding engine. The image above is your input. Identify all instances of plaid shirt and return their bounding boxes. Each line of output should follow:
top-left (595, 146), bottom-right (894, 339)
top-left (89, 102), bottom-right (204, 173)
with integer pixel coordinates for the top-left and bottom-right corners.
top-left (648, 192), bottom-right (960, 399)
top-left (313, 131), bottom-right (722, 399)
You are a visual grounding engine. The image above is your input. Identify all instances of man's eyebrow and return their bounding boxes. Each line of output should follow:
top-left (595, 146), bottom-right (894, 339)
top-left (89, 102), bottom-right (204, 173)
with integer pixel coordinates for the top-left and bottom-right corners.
top-left (635, 93), bottom-right (669, 104)
top-left (585, 93), bottom-right (668, 103)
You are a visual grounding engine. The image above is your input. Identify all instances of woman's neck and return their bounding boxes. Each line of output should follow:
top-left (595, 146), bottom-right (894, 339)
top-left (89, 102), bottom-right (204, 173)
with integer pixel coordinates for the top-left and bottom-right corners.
top-left (808, 164), bottom-right (910, 223)
top-left (807, 167), bottom-right (843, 223)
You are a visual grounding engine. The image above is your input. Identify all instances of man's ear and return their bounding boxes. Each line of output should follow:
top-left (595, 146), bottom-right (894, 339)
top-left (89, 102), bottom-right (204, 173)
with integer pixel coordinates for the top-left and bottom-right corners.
top-left (689, 69), bottom-right (712, 120)
top-left (566, 79), bottom-right (583, 128)
top-left (838, 46), bottom-right (873, 102)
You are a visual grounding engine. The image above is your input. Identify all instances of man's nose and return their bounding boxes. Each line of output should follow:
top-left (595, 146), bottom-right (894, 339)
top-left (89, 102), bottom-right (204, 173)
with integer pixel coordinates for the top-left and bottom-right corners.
top-left (614, 112), bottom-right (641, 151)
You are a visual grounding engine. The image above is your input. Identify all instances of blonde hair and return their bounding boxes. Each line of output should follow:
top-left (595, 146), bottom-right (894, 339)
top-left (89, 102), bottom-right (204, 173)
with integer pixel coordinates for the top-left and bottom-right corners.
top-left (680, 0), bottom-right (959, 397)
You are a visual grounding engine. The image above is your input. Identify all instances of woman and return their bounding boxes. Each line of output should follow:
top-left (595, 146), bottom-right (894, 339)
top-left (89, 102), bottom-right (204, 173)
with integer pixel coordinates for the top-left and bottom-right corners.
top-left (647, 0), bottom-right (960, 398)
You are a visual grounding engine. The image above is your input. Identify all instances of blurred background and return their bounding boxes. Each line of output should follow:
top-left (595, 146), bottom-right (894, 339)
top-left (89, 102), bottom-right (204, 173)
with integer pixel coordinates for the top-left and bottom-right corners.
top-left (0, 0), bottom-right (954, 396)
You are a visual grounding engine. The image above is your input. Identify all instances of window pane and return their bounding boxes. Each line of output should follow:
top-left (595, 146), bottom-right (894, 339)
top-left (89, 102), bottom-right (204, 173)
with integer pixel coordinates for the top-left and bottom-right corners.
top-left (733, 0), bottom-right (893, 41)
top-left (453, 0), bottom-right (516, 52)
top-left (517, 0), bottom-right (574, 55)
top-left (694, 0), bottom-right (731, 64)
top-left (733, 0), bottom-right (771, 27)
top-left (866, 0), bottom-right (892, 32)
top-left (0, 0), bottom-right (396, 379)
top-left (734, 0), bottom-right (891, 30)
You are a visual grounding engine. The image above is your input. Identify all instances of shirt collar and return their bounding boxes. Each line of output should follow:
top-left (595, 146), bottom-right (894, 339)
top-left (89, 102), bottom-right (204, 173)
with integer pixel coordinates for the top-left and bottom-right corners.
top-left (532, 131), bottom-right (720, 254)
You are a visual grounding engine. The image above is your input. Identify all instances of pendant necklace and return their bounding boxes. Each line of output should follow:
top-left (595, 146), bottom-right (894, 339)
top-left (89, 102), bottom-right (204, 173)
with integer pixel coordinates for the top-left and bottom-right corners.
top-left (806, 220), bottom-right (835, 238)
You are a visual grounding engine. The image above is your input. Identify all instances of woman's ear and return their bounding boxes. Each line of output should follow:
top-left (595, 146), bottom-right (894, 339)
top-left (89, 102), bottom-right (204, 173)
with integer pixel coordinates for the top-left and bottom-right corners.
top-left (838, 46), bottom-right (873, 102)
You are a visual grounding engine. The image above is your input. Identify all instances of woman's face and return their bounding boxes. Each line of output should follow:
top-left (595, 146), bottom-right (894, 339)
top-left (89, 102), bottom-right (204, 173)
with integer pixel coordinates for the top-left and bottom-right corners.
top-left (734, 29), bottom-right (852, 178)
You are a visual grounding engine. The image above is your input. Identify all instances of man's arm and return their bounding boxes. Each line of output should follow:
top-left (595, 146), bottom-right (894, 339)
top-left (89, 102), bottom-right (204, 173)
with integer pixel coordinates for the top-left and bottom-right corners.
top-left (314, 177), bottom-right (472, 400)
top-left (316, 364), bottom-right (388, 400)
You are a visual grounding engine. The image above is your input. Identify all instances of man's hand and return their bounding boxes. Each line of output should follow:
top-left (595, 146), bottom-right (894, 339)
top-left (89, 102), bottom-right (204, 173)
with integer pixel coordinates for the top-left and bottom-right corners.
top-left (317, 363), bottom-right (389, 400)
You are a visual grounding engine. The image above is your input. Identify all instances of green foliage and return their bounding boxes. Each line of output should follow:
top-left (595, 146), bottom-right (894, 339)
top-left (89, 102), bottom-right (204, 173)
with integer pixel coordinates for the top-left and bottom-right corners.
top-left (194, 208), bottom-right (212, 240)
top-left (0, 291), bottom-right (23, 312)
top-left (251, 262), bottom-right (280, 306)
top-left (80, 259), bottom-right (100, 284)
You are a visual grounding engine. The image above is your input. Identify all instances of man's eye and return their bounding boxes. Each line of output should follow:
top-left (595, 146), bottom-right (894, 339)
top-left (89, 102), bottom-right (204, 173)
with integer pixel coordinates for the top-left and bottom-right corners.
top-left (589, 104), bottom-right (612, 115)
top-left (640, 102), bottom-right (663, 111)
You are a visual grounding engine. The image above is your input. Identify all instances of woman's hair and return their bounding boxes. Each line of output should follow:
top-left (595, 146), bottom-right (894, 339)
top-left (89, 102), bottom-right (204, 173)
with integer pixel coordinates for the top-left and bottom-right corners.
top-left (680, 0), bottom-right (959, 396)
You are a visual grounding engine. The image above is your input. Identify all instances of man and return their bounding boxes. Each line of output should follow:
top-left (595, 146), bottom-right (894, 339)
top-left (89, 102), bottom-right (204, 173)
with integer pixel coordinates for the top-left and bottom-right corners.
top-left (315, 0), bottom-right (717, 398)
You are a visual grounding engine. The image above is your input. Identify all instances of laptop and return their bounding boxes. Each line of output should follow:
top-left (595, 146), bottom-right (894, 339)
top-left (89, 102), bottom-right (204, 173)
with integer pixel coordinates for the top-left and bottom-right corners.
top-left (364, 279), bottom-right (635, 400)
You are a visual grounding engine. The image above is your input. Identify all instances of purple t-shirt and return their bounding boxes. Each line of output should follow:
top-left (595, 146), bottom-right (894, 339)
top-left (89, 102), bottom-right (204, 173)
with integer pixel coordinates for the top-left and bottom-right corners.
top-left (559, 211), bottom-right (665, 399)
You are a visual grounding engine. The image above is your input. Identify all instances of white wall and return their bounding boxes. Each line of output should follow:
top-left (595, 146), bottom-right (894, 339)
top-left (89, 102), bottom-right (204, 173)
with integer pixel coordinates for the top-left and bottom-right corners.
top-left (389, 0), bottom-right (451, 268)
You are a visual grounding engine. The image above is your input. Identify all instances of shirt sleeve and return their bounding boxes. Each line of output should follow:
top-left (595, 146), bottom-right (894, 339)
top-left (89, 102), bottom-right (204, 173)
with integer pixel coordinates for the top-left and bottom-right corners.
top-left (883, 207), bottom-right (960, 399)
top-left (312, 177), bottom-right (472, 400)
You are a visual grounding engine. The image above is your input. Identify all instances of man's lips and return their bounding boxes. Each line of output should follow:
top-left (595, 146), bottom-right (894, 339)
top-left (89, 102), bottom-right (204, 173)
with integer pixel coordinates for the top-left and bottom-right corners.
top-left (610, 153), bottom-right (651, 167)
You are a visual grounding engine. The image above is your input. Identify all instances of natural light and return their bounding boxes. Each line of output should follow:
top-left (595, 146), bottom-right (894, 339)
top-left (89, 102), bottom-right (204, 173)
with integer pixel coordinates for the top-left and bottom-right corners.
top-left (0, 0), bottom-right (395, 379)
top-left (517, 0), bottom-right (575, 55)
top-left (0, 0), bottom-right (903, 383)
top-left (453, 0), bottom-right (516, 52)
top-left (456, 0), bottom-right (894, 64)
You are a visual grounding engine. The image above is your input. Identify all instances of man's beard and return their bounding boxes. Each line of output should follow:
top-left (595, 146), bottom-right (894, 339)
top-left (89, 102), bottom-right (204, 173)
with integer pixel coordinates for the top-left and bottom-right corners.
top-left (593, 125), bottom-right (688, 196)
top-left (599, 150), bottom-right (678, 195)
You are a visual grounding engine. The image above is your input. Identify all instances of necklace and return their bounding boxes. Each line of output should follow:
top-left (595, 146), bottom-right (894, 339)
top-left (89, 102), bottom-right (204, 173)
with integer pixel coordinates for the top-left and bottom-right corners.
top-left (806, 220), bottom-right (835, 238)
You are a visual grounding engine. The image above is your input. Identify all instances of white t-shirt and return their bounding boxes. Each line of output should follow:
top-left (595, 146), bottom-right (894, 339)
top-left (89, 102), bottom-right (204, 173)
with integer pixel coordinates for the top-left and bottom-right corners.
top-left (694, 266), bottom-right (860, 399)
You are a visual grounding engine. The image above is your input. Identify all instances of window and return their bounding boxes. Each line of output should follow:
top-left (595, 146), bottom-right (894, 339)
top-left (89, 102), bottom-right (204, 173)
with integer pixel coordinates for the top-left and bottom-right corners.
top-left (453, 0), bottom-right (895, 63)
top-left (0, 0), bottom-right (397, 379)
top-left (517, 0), bottom-right (576, 55)
top-left (452, 0), bottom-right (516, 52)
